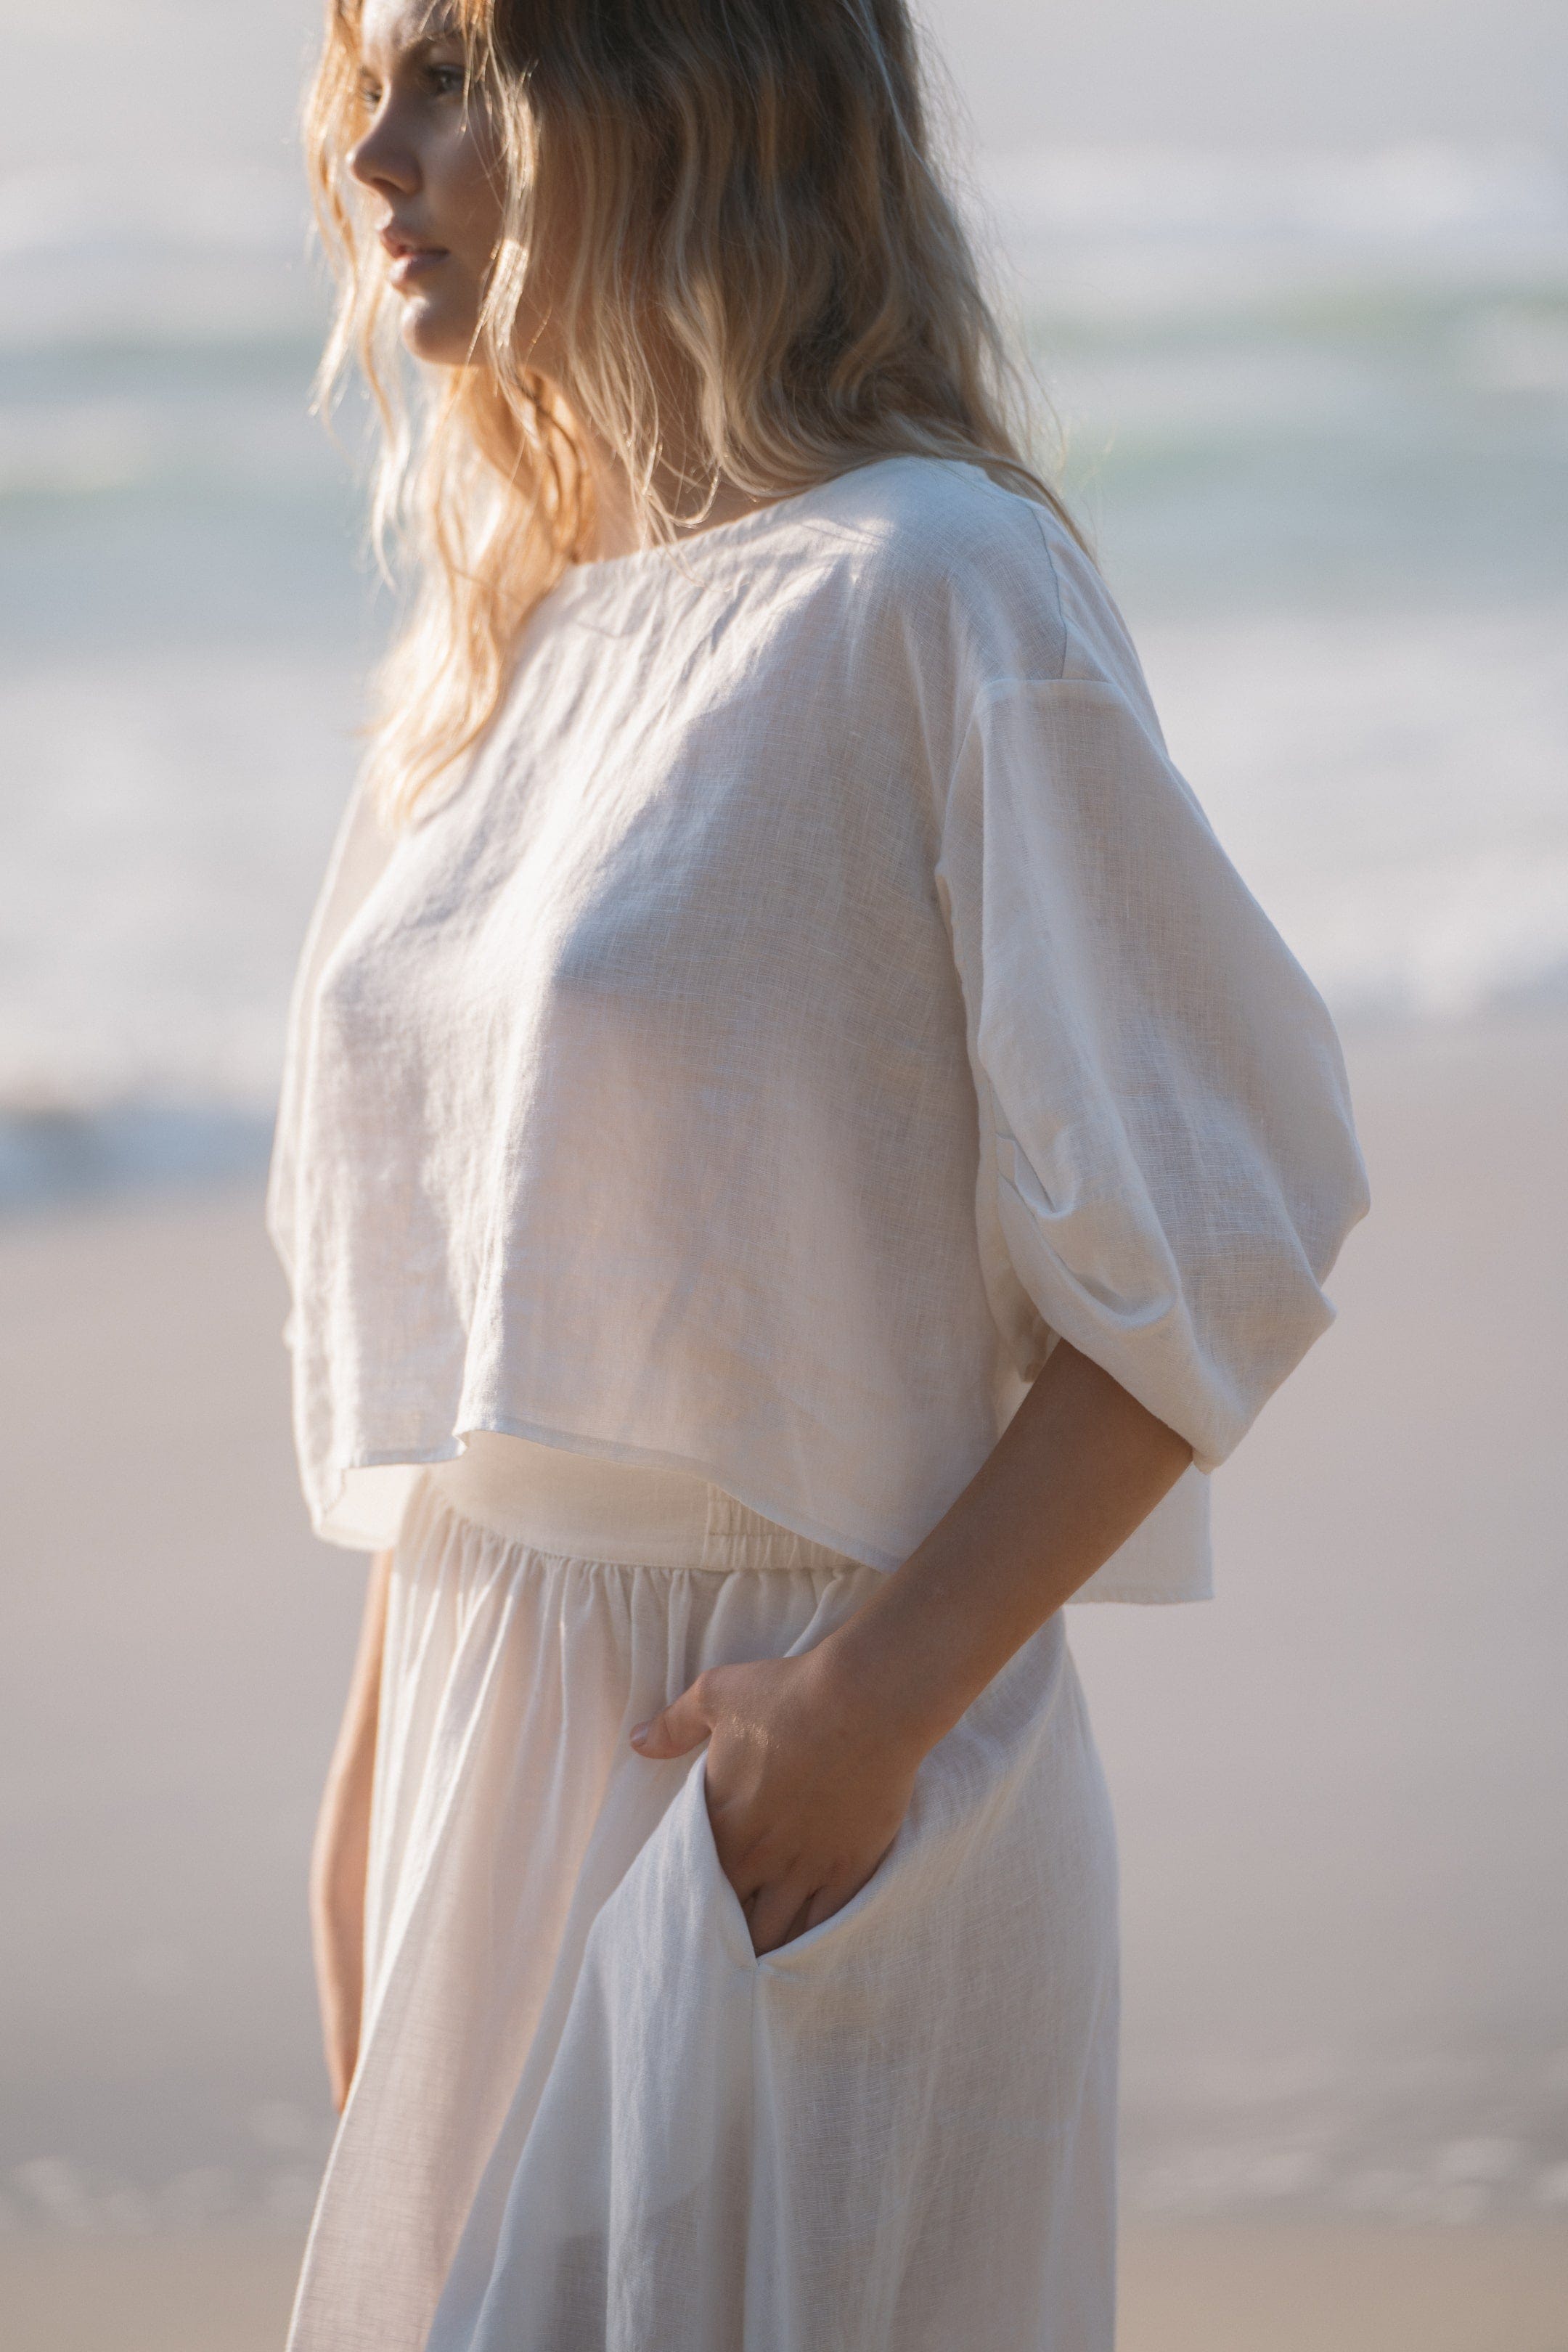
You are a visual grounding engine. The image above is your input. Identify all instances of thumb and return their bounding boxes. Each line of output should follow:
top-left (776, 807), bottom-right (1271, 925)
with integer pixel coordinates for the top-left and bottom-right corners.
top-left (630, 1678), bottom-right (714, 1760)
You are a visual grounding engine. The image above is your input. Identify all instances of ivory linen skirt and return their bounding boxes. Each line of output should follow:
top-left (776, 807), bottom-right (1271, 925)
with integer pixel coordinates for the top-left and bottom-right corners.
top-left (286, 1434), bottom-right (1120, 2352)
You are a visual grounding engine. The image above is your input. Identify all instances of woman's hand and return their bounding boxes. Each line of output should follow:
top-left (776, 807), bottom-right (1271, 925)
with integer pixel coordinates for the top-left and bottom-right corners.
top-left (631, 1645), bottom-right (927, 1956)
top-left (630, 1346), bottom-right (1194, 1959)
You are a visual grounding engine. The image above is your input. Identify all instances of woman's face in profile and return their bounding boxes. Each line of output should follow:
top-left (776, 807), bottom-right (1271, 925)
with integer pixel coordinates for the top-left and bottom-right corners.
top-left (348, 0), bottom-right (507, 366)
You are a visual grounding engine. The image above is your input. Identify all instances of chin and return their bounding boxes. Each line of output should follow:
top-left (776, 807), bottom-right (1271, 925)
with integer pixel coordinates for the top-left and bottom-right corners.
top-left (399, 301), bottom-right (483, 368)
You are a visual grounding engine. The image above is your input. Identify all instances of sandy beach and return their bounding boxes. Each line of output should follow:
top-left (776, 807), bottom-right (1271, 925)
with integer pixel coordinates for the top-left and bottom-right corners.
top-left (1, 1010), bottom-right (1565, 2348)
top-left (5, 2219), bottom-right (1568, 2352)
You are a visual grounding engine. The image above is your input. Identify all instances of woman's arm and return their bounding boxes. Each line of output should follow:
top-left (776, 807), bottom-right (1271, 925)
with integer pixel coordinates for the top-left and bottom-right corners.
top-left (310, 1551), bottom-right (393, 2109)
top-left (632, 1341), bottom-right (1191, 1953)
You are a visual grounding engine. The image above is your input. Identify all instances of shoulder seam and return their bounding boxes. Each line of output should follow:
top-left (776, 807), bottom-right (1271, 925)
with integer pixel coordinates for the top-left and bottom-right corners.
top-left (943, 669), bottom-right (1121, 817)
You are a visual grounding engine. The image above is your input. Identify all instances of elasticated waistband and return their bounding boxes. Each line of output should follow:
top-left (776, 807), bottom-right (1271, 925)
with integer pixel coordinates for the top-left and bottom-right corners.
top-left (423, 1429), bottom-right (857, 1574)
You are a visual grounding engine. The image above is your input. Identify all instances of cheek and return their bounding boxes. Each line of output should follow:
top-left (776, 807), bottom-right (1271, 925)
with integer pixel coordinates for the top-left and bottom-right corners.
top-left (441, 126), bottom-right (506, 268)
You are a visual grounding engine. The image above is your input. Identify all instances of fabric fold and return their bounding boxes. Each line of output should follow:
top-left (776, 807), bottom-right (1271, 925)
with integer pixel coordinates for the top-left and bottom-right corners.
top-left (942, 675), bottom-right (1368, 1471)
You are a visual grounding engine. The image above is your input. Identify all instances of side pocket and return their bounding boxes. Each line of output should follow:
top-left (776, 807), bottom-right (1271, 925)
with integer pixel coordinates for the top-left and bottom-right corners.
top-left (677, 1756), bottom-right (758, 1972)
top-left (693, 1751), bottom-right (890, 1971)
top-left (692, 1754), bottom-right (883, 1972)
top-left (752, 1829), bottom-right (903, 1973)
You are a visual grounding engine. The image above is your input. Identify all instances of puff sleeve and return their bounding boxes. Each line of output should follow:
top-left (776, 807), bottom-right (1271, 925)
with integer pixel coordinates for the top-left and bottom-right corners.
top-left (939, 672), bottom-right (1369, 1471)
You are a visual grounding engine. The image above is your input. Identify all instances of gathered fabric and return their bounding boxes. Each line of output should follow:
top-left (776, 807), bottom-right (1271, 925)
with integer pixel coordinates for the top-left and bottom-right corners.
top-left (266, 454), bottom-right (1368, 1596)
top-left (285, 1464), bottom-right (1120, 2352)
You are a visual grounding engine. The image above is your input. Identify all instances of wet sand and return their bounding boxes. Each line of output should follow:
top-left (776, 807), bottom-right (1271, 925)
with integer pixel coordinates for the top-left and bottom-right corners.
top-left (1119, 2221), bottom-right (1568, 2351)
top-left (4, 2221), bottom-right (1568, 2352)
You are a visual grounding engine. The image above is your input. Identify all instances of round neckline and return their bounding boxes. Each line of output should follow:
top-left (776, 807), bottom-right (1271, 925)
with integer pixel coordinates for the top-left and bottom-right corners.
top-left (558, 454), bottom-right (922, 585)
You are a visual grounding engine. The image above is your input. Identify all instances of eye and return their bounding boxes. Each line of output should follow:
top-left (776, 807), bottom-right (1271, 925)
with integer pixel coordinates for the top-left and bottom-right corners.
top-left (358, 75), bottom-right (383, 112)
top-left (428, 63), bottom-right (467, 96)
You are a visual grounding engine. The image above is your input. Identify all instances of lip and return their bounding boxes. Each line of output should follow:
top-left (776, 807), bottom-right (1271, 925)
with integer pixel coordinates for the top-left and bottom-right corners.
top-left (380, 228), bottom-right (450, 288)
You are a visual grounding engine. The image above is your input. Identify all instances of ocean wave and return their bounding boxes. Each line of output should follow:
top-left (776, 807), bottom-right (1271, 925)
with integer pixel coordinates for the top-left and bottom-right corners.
top-left (1122, 2038), bottom-right (1568, 2224)
top-left (0, 165), bottom-right (323, 351)
top-left (984, 140), bottom-right (1568, 248)
top-left (0, 163), bottom-right (307, 262)
top-left (976, 142), bottom-right (1568, 327)
top-left (1140, 604), bottom-right (1568, 1024)
top-left (3, 602), bottom-right (1564, 1206)
top-left (12, 145), bottom-right (1561, 273)
top-left (5, 144), bottom-right (1567, 354)
top-left (3, 147), bottom-right (1563, 1205)
top-left (0, 1101), bottom-right (276, 1215)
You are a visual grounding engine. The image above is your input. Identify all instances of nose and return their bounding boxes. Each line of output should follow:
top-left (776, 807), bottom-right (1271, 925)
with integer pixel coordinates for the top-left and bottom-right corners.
top-left (348, 105), bottom-right (419, 198)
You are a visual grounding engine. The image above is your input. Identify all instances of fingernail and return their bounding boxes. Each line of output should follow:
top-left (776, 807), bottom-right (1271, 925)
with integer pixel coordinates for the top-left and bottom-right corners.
top-left (629, 1721), bottom-right (649, 1746)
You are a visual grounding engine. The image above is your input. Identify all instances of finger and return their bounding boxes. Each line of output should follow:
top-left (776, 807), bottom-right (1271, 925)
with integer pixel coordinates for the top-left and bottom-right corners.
top-left (746, 1876), bottom-right (818, 1957)
top-left (802, 1879), bottom-right (856, 1932)
top-left (800, 1839), bottom-right (893, 1930)
top-left (629, 1680), bottom-right (712, 1760)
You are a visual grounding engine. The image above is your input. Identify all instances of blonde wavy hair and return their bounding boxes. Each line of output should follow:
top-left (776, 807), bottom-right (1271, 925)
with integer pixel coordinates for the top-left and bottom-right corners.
top-left (306, 0), bottom-right (1075, 822)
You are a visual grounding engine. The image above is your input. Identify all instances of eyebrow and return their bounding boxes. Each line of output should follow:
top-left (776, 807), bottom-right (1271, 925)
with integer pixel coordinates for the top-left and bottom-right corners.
top-left (362, 27), bottom-right (466, 72)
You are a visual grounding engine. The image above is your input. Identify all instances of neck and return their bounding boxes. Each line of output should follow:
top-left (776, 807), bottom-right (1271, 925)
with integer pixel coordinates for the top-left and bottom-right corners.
top-left (571, 412), bottom-right (779, 563)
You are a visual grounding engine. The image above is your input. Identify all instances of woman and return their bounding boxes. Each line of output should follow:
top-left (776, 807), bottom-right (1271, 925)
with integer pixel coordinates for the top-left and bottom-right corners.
top-left (269, 1), bottom-right (1368, 2346)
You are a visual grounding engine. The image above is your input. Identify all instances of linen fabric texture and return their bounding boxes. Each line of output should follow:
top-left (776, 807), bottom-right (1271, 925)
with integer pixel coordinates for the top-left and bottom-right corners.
top-left (285, 1466), bottom-right (1119, 2352)
top-left (266, 456), bottom-right (1368, 1596)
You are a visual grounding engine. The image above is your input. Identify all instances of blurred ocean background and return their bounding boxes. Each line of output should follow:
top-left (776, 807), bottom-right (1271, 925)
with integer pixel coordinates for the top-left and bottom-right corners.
top-left (1, 0), bottom-right (1565, 2321)
top-left (4, 127), bottom-right (1567, 1196)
